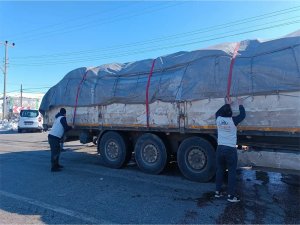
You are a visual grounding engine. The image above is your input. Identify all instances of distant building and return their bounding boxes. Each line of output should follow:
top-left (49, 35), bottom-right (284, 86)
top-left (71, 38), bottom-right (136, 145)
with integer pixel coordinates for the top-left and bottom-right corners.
top-left (0, 93), bottom-right (44, 119)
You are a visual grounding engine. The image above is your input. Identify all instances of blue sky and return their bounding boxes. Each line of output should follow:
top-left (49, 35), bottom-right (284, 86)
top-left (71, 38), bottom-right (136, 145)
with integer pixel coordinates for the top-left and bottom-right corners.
top-left (0, 1), bottom-right (299, 96)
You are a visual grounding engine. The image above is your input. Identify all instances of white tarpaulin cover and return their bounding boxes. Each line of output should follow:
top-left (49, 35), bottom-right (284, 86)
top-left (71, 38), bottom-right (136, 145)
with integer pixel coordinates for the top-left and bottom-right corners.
top-left (40, 31), bottom-right (300, 113)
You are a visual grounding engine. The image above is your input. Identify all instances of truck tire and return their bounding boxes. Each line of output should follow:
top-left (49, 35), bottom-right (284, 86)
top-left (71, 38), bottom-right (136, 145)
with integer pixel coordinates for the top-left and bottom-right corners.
top-left (99, 131), bottom-right (131, 169)
top-left (134, 133), bottom-right (168, 174)
top-left (177, 137), bottom-right (216, 182)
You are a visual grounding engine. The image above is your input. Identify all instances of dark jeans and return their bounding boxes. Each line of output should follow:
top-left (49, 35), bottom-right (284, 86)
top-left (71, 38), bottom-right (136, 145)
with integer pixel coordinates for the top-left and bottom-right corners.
top-left (48, 134), bottom-right (61, 169)
top-left (215, 145), bottom-right (238, 196)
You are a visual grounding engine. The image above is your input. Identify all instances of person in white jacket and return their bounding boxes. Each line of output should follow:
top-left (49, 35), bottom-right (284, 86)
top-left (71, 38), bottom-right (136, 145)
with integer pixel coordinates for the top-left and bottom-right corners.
top-left (48, 108), bottom-right (72, 172)
top-left (215, 98), bottom-right (246, 202)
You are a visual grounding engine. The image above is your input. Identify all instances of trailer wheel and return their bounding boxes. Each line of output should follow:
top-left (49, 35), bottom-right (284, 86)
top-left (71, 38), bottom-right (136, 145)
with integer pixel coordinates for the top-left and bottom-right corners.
top-left (99, 131), bottom-right (131, 169)
top-left (134, 133), bottom-right (168, 174)
top-left (177, 137), bottom-right (216, 182)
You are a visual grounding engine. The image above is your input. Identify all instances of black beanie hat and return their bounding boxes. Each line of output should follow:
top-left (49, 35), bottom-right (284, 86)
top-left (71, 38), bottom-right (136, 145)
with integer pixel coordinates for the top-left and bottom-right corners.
top-left (219, 104), bottom-right (233, 117)
top-left (60, 108), bottom-right (66, 115)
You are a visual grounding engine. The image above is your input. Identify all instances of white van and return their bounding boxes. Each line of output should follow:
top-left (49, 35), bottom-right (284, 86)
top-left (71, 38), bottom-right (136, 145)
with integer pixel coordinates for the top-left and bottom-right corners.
top-left (18, 109), bottom-right (43, 133)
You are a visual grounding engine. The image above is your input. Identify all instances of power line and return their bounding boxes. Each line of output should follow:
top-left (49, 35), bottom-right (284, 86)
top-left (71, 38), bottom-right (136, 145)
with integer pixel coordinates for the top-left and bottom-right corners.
top-left (6, 87), bottom-right (51, 94)
top-left (22, 91), bottom-right (47, 94)
top-left (5, 89), bottom-right (21, 94)
top-left (12, 2), bottom-right (182, 43)
top-left (11, 15), bottom-right (300, 64)
top-left (23, 87), bottom-right (51, 91)
top-left (11, 5), bottom-right (300, 60)
top-left (11, 20), bottom-right (300, 66)
top-left (5, 82), bottom-right (52, 86)
top-left (6, 2), bottom-right (138, 40)
top-left (12, 24), bottom-right (300, 66)
top-left (10, 20), bottom-right (300, 67)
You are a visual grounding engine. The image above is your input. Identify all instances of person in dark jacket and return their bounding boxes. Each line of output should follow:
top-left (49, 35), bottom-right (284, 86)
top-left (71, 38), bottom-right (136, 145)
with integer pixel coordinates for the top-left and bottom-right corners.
top-left (215, 97), bottom-right (246, 202)
top-left (55, 112), bottom-right (66, 152)
top-left (48, 108), bottom-right (72, 172)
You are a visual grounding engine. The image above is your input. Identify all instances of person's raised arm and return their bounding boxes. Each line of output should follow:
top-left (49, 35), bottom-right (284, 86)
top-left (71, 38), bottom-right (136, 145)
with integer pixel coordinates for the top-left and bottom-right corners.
top-left (233, 98), bottom-right (246, 126)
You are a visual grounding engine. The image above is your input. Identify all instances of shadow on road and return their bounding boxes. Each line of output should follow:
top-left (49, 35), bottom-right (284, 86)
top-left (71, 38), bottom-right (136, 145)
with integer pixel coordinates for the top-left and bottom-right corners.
top-left (0, 147), bottom-right (104, 224)
top-left (0, 130), bottom-right (17, 135)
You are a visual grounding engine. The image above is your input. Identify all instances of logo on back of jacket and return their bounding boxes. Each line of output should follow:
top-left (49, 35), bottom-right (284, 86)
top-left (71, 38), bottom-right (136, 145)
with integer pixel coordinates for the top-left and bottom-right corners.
top-left (217, 119), bottom-right (231, 132)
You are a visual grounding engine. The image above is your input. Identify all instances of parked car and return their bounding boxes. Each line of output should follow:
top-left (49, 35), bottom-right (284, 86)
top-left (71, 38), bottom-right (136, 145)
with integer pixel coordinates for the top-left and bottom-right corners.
top-left (18, 109), bottom-right (43, 133)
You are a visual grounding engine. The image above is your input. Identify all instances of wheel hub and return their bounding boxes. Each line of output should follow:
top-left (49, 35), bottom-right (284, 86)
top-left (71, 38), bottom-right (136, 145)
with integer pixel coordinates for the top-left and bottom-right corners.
top-left (106, 141), bottom-right (119, 160)
top-left (142, 144), bottom-right (159, 164)
top-left (187, 148), bottom-right (206, 170)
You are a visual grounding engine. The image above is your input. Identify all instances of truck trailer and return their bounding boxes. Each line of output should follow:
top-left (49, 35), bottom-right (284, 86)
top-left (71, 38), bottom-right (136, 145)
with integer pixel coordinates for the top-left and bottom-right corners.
top-left (40, 31), bottom-right (300, 182)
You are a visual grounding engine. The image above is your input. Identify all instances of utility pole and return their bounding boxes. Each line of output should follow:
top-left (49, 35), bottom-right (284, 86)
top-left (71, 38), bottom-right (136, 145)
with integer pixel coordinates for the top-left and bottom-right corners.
top-left (20, 84), bottom-right (23, 107)
top-left (1, 41), bottom-right (15, 120)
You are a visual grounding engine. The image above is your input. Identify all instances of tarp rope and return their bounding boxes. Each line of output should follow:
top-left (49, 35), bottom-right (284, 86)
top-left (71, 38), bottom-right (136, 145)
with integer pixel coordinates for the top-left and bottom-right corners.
top-left (146, 59), bottom-right (156, 128)
top-left (226, 42), bottom-right (240, 100)
top-left (73, 70), bottom-right (89, 125)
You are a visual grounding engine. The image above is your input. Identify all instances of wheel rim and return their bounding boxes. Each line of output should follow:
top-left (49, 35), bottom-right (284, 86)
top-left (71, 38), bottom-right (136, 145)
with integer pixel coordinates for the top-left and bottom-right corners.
top-left (187, 147), bottom-right (207, 171)
top-left (142, 144), bottom-right (159, 164)
top-left (106, 140), bottom-right (119, 160)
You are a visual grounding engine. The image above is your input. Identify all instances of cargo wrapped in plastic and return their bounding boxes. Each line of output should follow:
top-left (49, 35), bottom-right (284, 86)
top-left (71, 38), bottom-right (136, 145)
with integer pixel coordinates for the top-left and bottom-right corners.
top-left (40, 31), bottom-right (300, 113)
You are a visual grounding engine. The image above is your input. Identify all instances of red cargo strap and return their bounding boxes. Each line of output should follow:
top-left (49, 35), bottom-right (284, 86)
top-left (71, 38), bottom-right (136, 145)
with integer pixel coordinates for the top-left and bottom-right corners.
top-left (146, 59), bottom-right (156, 128)
top-left (226, 42), bottom-right (240, 99)
top-left (73, 70), bottom-right (89, 125)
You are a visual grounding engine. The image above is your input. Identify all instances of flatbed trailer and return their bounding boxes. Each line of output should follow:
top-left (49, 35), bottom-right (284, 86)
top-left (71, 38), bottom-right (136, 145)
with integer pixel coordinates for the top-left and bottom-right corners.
top-left (43, 92), bottom-right (300, 182)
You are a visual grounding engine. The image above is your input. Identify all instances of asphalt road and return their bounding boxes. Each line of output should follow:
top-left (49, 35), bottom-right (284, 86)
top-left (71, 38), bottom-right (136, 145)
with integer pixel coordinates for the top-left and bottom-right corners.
top-left (0, 131), bottom-right (299, 224)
